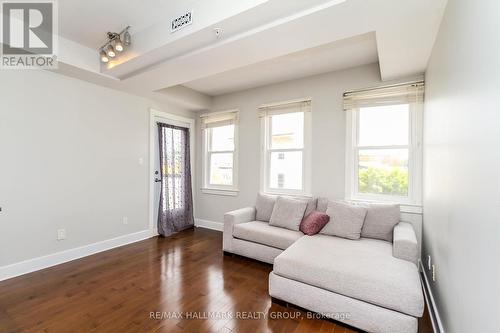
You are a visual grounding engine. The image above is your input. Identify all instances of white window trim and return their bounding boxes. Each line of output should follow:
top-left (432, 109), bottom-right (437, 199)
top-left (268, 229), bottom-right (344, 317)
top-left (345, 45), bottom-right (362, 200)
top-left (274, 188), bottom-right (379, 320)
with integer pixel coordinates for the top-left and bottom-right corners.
top-left (345, 101), bottom-right (423, 205)
top-left (201, 110), bottom-right (239, 196)
top-left (260, 99), bottom-right (312, 196)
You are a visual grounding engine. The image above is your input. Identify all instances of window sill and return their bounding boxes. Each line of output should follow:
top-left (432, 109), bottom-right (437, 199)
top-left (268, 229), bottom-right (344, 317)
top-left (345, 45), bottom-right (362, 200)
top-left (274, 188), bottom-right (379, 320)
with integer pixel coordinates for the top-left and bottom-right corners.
top-left (263, 191), bottom-right (313, 199)
top-left (201, 188), bottom-right (239, 196)
top-left (346, 197), bottom-right (423, 214)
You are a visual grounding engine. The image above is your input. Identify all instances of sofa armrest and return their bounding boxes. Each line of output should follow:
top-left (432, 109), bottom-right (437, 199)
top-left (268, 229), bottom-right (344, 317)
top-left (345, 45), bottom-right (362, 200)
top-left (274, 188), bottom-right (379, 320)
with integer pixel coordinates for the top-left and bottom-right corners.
top-left (224, 207), bottom-right (256, 225)
top-left (223, 207), bottom-right (256, 252)
top-left (393, 222), bottom-right (419, 265)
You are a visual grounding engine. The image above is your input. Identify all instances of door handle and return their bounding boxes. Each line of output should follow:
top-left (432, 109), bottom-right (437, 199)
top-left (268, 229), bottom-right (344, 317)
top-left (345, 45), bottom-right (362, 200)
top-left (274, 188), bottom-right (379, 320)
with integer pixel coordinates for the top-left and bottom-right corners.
top-left (154, 170), bottom-right (161, 182)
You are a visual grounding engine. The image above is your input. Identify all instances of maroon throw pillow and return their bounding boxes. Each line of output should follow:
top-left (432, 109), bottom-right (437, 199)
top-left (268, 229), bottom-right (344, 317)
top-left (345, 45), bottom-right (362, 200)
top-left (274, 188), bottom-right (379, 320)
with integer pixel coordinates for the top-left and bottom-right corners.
top-left (299, 211), bottom-right (330, 236)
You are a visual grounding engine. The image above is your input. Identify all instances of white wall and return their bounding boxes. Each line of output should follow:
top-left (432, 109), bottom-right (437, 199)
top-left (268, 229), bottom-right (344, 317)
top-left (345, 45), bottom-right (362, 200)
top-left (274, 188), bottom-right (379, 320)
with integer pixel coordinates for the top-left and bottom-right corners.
top-left (194, 63), bottom-right (422, 222)
top-left (423, 0), bottom-right (500, 332)
top-left (0, 70), bottom-right (194, 267)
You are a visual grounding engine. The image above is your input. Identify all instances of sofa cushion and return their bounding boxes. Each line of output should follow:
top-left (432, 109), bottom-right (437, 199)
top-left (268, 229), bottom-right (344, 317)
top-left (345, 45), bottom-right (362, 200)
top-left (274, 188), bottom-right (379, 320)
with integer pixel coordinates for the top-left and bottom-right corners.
top-left (316, 197), bottom-right (329, 213)
top-left (233, 221), bottom-right (303, 250)
top-left (301, 197), bottom-right (318, 218)
top-left (256, 193), bottom-right (317, 223)
top-left (273, 235), bottom-right (424, 317)
top-left (255, 193), bottom-right (276, 222)
top-left (321, 201), bottom-right (367, 240)
top-left (361, 203), bottom-right (401, 242)
top-left (269, 197), bottom-right (308, 231)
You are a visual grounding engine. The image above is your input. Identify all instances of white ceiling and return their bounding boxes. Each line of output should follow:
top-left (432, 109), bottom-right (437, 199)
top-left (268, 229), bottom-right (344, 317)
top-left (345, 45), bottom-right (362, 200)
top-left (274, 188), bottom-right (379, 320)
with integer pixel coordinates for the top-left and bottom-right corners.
top-left (50, 0), bottom-right (448, 110)
top-left (183, 32), bottom-right (378, 96)
top-left (58, 0), bottom-right (187, 49)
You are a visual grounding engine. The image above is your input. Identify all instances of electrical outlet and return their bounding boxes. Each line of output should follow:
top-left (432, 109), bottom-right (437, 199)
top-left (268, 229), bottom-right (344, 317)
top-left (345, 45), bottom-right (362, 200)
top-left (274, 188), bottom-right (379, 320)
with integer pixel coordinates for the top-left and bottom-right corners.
top-left (57, 229), bottom-right (66, 240)
top-left (122, 217), bottom-right (128, 225)
top-left (432, 264), bottom-right (436, 282)
top-left (427, 255), bottom-right (432, 270)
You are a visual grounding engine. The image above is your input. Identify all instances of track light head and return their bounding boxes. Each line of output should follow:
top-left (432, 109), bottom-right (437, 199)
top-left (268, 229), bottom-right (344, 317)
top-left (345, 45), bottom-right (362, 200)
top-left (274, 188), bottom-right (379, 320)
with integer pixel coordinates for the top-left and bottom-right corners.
top-left (114, 37), bottom-right (124, 52)
top-left (123, 30), bottom-right (131, 46)
top-left (100, 50), bottom-right (109, 63)
top-left (105, 44), bottom-right (116, 58)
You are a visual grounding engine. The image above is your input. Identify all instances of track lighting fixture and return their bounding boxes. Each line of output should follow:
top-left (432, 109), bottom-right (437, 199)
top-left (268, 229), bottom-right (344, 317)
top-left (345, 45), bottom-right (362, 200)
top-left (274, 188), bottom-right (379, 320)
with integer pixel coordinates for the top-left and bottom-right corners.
top-left (99, 26), bottom-right (131, 63)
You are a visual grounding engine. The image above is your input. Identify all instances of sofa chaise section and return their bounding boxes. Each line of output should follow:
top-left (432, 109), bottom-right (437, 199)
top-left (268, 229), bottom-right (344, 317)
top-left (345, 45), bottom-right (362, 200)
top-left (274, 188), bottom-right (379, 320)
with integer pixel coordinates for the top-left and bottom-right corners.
top-left (269, 272), bottom-right (418, 333)
top-left (271, 234), bottom-right (424, 317)
top-left (269, 229), bottom-right (424, 333)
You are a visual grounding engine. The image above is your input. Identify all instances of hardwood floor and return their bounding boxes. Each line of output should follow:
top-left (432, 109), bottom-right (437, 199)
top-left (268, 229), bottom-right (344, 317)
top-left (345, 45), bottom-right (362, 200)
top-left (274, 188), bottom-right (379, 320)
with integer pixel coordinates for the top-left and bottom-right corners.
top-left (0, 228), bottom-right (432, 333)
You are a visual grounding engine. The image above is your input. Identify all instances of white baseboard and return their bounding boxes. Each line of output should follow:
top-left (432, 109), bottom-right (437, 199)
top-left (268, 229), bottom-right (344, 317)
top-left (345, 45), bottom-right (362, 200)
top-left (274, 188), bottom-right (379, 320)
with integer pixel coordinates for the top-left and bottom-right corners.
top-left (419, 261), bottom-right (445, 333)
top-left (195, 218), bottom-right (223, 232)
top-left (0, 229), bottom-right (156, 282)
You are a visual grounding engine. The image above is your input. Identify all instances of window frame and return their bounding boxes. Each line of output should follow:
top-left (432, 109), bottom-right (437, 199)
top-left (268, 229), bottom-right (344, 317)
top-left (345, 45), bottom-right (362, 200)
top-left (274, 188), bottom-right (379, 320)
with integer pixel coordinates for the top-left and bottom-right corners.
top-left (345, 102), bottom-right (423, 205)
top-left (201, 110), bottom-right (239, 196)
top-left (260, 100), bottom-right (312, 197)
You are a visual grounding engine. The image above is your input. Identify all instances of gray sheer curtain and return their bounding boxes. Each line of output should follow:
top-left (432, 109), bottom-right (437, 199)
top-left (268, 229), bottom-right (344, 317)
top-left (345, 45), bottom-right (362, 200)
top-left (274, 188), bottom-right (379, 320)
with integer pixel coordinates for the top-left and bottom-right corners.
top-left (157, 123), bottom-right (194, 237)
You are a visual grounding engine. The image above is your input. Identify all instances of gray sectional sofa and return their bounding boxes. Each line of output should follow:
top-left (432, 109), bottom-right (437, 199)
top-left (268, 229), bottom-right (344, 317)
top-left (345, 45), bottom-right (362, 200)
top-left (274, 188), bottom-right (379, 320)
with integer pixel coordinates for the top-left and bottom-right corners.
top-left (223, 195), bottom-right (423, 333)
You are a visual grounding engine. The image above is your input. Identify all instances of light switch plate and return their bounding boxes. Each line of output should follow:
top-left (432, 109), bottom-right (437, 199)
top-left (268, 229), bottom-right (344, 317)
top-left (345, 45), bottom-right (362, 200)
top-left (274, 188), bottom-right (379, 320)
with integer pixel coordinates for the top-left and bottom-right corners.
top-left (57, 229), bottom-right (66, 240)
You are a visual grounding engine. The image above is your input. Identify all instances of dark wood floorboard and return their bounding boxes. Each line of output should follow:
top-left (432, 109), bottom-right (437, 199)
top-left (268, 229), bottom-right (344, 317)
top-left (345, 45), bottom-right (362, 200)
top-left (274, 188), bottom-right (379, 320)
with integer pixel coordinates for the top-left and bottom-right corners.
top-left (0, 228), bottom-right (433, 333)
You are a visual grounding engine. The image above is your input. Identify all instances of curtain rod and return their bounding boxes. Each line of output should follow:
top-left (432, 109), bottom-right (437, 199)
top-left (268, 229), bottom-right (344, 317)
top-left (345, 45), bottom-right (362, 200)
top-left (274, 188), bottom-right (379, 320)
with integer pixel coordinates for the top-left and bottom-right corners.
top-left (199, 109), bottom-right (238, 118)
top-left (258, 98), bottom-right (311, 109)
top-left (343, 80), bottom-right (424, 97)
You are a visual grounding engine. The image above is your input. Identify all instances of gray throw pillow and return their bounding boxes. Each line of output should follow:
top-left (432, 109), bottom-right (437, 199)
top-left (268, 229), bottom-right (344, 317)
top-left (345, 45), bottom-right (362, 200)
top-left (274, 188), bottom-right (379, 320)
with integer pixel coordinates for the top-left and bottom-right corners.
top-left (255, 193), bottom-right (276, 222)
top-left (269, 197), bottom-right (308, 231)
top-left (321, 201), bottom-right (367, 240)
top-left (316, 197), bottom-right (329, 213)
top-left (255, 193), bottom-right (316, 222)
top-left (302, 197), bottom-right (318, 218)
top-left (361, 203), bottom-right (400, 242)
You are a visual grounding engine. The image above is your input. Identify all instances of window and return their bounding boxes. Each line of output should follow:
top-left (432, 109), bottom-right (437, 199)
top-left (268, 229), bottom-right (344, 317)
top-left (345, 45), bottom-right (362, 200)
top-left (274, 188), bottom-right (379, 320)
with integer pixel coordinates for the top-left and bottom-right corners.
top-left (260, 100), bottom-right (311, 195)
top-left (201, 111), bottom-right (238, 195)
top-left (344, 82), bottom-right (424, 204)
